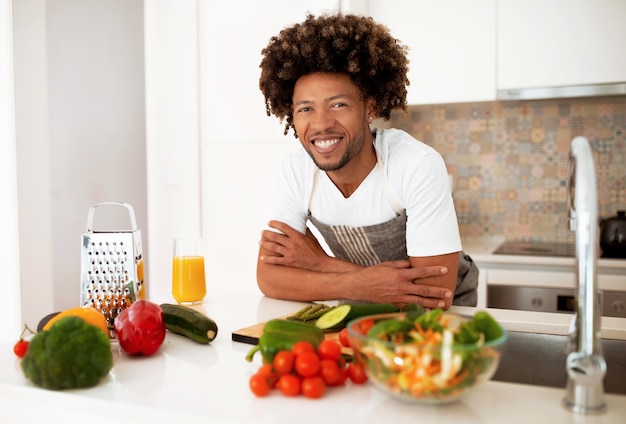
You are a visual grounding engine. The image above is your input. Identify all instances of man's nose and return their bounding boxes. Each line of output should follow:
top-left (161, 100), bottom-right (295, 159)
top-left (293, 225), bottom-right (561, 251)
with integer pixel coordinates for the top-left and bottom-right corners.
top-left (309, 110), bottom-right (335, 131)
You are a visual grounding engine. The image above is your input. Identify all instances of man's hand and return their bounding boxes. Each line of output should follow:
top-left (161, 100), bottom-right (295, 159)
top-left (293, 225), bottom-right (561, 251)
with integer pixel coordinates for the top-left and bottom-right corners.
top-left (259, 220), bottom-right (330, 271)
top-left (347, 261), bottom-right (452, 309)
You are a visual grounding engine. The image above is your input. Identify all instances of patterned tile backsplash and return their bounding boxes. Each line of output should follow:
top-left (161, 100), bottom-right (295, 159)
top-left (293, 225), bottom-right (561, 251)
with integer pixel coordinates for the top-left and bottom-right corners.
top-left (387, 97), bottom-right (626, 242)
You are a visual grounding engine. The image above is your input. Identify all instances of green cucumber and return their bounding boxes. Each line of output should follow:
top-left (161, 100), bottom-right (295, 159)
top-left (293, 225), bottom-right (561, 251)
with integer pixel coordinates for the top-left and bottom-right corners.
top-left (314, 303), bottom-right (401, 330)
top-left (160, 303), bottom-right (218, 344)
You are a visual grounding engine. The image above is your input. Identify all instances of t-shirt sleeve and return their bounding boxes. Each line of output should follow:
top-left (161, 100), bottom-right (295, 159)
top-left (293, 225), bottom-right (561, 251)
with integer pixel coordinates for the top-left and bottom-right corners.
top-left (402, 152), bottom-right (462, 256)
top-left (263, 154), bottom-right (310, 235)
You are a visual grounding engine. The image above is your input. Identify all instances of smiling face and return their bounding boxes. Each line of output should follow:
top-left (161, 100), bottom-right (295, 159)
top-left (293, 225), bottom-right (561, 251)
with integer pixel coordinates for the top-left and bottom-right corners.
top-left (292, 72), bottom-right (376, 173)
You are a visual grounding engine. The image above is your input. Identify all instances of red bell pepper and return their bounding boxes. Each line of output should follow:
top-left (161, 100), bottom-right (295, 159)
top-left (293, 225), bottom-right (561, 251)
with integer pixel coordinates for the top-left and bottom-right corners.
top-left (114, 300), bottom-right (166, 356)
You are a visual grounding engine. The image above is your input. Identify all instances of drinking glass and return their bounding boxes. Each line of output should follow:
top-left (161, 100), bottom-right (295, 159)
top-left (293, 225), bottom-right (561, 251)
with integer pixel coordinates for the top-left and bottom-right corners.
top-left (172, 237), bottom-right (206, 304)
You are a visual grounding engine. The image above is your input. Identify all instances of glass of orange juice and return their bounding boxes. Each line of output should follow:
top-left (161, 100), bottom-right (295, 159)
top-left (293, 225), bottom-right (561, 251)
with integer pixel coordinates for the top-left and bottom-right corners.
top-left (172, 237), bottom-right (206, 304)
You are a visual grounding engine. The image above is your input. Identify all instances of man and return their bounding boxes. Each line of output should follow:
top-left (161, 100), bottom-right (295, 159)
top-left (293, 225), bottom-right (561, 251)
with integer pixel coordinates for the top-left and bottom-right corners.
top-left (256, 13), bottom-right (477, 309)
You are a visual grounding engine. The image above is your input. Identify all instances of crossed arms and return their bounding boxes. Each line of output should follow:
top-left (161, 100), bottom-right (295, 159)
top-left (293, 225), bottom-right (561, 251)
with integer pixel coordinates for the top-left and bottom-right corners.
top-left (256, 220), bottom-right (459, 310)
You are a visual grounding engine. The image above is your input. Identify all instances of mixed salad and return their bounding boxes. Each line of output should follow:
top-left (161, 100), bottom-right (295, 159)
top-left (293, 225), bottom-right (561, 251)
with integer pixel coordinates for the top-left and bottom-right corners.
top-left (349, 309), bottom-right (506, 402)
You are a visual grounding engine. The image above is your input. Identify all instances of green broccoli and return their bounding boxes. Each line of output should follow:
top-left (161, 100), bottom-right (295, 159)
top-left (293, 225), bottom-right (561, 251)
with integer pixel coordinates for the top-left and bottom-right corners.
top-left (21, 315), bottom-right (113, 390)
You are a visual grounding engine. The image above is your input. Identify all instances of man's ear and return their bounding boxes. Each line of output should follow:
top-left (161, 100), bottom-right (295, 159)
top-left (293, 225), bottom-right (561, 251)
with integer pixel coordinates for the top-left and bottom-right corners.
top-left (365, 98), bottom-right (378, 119)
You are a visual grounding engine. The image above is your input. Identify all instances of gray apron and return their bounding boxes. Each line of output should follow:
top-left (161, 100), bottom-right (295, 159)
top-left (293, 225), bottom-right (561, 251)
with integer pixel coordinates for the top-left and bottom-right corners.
top-left (307, 151), bottom-right (478, 306)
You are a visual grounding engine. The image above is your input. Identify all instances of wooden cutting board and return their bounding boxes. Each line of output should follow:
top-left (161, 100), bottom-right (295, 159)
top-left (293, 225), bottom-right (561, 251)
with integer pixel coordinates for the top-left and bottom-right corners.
top-left (231, 320), bottom-right (271, 345)
top-left (231, 318), bottom-right (346, 352)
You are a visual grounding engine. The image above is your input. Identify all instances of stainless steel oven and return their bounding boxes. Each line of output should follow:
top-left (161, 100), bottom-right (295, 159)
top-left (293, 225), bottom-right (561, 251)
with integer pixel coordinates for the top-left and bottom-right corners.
top-left (487, 285), bottom-right (626, 318)
top-left (489, 241), bottom-right (626, 318)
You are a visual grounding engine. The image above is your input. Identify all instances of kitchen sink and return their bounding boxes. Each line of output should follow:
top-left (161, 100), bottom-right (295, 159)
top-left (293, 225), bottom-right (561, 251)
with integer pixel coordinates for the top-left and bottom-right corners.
top-left (492, 331), bottom-right (626, 395)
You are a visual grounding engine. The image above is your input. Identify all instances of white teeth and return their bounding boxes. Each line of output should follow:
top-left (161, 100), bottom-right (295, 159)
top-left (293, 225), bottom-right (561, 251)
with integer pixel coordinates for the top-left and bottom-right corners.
top-left (314, 138), bottom-right (340, 149)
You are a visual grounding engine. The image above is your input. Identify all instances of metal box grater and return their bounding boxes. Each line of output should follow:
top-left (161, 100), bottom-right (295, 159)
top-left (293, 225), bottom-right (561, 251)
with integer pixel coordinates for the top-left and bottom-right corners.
top-left (80, 202), bottom-right (144, 332)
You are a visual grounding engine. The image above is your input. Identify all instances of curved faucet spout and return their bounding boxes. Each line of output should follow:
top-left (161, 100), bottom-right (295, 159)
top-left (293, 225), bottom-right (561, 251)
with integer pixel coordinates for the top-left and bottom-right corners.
top-left (563, 136), bottom-right (606, 414)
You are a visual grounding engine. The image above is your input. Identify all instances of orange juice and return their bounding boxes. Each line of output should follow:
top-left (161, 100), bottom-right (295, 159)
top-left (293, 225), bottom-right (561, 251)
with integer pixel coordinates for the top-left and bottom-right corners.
top-left (172, 255), bottom-right (206, 304)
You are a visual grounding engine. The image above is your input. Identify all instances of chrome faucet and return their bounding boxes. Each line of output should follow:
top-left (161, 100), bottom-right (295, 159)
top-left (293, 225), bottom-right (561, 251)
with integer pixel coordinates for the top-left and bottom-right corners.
top-left (563, 136), bottom-right (606, 414)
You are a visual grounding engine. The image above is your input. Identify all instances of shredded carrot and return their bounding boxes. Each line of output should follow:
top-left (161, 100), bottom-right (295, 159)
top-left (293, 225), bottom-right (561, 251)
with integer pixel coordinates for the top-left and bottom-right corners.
top-left (446, 368), bottom-right (468, 387)
top-left (360, 312), bottom-right (502, 401)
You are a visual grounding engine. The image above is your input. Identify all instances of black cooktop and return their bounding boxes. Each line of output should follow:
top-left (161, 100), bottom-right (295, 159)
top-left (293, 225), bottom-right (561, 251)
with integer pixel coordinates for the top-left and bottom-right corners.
top-left (493, 241), bottom-right (575, 257)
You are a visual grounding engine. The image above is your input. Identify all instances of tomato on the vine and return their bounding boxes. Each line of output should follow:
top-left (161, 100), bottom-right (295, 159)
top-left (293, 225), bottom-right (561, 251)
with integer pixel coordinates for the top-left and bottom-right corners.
top-left (301, 376), bottom-right (325, 399)
top-left (291, 340), bottom-right (315, 357)
top-left (13, 324), bottom-right (35, 358)
top-left (331, 363), bottom-right (349, 387)
top-left (317, 339), bottom-right (342, 361)
top-left (319, 358), bottom-right (342, 385)
top-left (273, 350), bottom-right (294, 375)
top-left (248, 338), bottom-right (368, 399)
top-left (348, 361), bottom-right (368, 384)
top-left (356, 318), bottom-right (375, 335)
top-left (13, 340), bottom-right (29, 358)
top-left (249, 373), bottom-right (271, 397)
top-left (277, 373), bottom-right (301, 397)
top-left (338, 328), bottom-right (351, 348)
top-left (294, 351), bottom-right (321, 378)
top-left (255, 364), bottom-right (277, 387)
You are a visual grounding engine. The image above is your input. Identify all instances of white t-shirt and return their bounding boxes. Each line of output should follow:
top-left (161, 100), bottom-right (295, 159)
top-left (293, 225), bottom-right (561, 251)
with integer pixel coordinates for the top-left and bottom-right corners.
top-left (266, 128), bottom-right (462, 257)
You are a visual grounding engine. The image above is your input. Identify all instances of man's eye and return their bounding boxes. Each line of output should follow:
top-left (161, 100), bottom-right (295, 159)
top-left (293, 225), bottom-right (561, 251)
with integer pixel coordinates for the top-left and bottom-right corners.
top-left (332, 102), bottom-right (347, 108)
top-left (297, 107), bottom-right (311, 113)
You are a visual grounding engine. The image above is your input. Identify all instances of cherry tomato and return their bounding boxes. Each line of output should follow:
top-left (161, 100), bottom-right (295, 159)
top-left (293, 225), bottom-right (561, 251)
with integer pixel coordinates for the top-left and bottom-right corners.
top-left (332, 363), bottom-right (349, 386)
top-left (301, 376), bottom-right (326, 399)
top-left (357, 318), bottom-right (375, 335)
top-left (317, 339), bottom-right (342, 361)
top-left (319, 359), bottom-right (342, 385)
top-left (295, 351), bottom-right (321, 378)
top-left (338, 328), bottom-right (351, 348)
top-left (256, 364), bottom-right (278, 387)
top-left (13, 324), bottom-right (35, 359)
top-left (249, 373), bottom-right (271, 397)
top-left (273, 350), bottom-right (294, 375)
top-left (348, 362), bottom-right (368, 384)
top-left (13, 340), bottom-right (29, 358)
top-left (291, 340), bottom-right (315, 357)
top-left (277, 373), bottom-right (301, 397)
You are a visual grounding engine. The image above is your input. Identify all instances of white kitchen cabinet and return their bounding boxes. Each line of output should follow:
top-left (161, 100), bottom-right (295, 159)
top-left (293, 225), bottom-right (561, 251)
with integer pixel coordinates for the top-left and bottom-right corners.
top-left (497, 0), bottom-right (626, 96)
top-left (368, 0), bottom-right (496, 105)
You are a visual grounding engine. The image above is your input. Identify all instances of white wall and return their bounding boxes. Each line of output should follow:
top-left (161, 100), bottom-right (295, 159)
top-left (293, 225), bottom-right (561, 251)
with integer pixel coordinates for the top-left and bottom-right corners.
top-left (0, 0), bottom-right (21, 342)
top-left (145, 0), bottom-right (340, 301)
top-left (12, 0), bottom-right (147, 327)
top-left (143, 1), bottom-right (203, 303)
top-left (12, 0), bottom-right (54, 331)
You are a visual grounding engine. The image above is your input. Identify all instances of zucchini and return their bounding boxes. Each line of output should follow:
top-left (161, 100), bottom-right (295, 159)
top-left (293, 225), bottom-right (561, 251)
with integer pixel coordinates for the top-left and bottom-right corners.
top-left (315, 303), bottom-right (401, 330)
top-left (160, 303), bottom-right (218, 344)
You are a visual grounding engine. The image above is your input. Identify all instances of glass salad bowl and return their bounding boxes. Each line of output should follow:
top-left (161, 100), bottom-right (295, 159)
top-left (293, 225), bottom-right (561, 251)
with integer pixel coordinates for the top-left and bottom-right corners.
top-left (346, 309), bottom-right (508, 404)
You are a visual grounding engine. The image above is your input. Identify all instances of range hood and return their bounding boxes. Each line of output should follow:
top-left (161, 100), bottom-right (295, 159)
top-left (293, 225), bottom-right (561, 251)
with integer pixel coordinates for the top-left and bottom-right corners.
top-left (497, 82), bottom-right (626, 101)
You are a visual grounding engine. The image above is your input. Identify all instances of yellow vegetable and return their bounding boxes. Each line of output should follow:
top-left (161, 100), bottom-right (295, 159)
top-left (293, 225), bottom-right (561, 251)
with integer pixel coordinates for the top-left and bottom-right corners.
top-left (43, 306), bottom-right (110, 336)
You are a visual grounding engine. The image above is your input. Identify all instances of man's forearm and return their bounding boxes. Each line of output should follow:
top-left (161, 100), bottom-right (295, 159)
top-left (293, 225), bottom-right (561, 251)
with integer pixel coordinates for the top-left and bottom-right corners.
top-left (315, 255), bottom-right (363, 273)
top-left (256, 260), bottom-right (357, 302)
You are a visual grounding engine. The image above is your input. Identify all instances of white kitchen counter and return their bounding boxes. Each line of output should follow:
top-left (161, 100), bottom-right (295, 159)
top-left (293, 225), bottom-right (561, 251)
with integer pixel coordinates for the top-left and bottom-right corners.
top-left (1, 288), bottom-right (625, 424)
